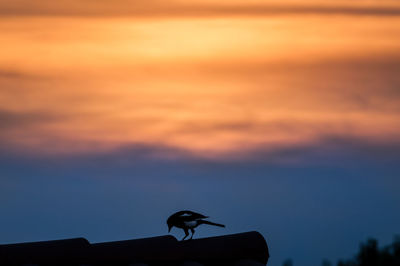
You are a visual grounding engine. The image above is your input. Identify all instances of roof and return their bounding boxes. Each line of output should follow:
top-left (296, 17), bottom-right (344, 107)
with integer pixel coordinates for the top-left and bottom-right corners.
top-left (0, 231), bottom-right (269, 265)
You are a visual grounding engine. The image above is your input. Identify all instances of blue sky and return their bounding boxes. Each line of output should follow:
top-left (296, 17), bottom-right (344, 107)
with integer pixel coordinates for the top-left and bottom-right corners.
top-left (1, 140), bottom-right (399, 266)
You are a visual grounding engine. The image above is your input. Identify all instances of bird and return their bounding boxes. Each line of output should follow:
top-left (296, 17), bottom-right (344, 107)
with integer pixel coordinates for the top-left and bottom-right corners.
top-left (167, 210), bottom-right (225, 240)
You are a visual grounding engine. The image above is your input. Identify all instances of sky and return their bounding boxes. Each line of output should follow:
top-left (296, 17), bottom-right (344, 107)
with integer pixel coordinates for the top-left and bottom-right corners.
top-left (0, 1), bottom-right (400, 265)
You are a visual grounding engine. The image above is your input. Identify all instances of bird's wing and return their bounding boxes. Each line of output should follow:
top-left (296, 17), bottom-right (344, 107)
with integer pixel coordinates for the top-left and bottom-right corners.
top-left (179, 210), bottom-right (208, 219)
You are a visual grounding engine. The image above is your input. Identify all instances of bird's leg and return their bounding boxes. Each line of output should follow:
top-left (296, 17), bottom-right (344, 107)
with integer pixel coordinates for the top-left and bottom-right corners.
top-left (182, 228), bottom-right (189, 241)
top-left (190, 228), bottom-right (195, 240)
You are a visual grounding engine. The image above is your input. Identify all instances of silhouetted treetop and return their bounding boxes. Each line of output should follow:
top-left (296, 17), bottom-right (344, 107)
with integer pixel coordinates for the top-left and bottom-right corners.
top-left (338, 236), bottom-right (400, 266)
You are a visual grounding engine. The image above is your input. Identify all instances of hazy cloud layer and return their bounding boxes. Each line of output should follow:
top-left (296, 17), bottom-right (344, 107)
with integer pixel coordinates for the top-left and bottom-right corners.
top-left (1, 5), bottom-right (400, 159)
top-left (1, 0), bottom-right (400, 17)
top-left (1, 55), bottom-right (399, 157)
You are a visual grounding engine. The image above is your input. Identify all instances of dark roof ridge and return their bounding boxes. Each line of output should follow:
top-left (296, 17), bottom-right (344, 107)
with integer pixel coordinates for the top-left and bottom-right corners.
top-left (0, 231), bottom-right (269, 265)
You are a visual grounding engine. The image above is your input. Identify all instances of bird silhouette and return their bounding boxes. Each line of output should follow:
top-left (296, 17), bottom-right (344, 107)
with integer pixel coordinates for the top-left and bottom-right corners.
top-left (167, 210), bottom-right (225, 240)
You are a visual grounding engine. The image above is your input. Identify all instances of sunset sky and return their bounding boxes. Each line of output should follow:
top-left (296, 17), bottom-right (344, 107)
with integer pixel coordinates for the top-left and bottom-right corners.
top-left (1, 1), bottom-right (400, 265)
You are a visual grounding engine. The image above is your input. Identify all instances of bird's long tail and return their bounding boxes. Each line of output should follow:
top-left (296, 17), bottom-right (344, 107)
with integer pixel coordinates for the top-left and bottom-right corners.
top-left (199, 220), bottom-right (225, 227)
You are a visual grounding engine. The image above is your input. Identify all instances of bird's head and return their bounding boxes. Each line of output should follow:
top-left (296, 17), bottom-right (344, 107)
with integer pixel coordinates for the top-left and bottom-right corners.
top-left (166, 219), bottom-right (173, 233)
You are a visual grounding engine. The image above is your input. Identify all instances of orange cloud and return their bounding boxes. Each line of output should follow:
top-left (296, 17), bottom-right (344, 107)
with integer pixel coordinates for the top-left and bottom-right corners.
top-left (1, 0), bottom-right (400, 17)
top-left (1, 8), bottom-right (399, 158)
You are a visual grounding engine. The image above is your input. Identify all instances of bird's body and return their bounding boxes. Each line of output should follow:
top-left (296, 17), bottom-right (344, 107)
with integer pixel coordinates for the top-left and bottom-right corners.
top-left (183, 220), bottom-right (198, 228)
top-left (167, 210), bottom-right (225, 240)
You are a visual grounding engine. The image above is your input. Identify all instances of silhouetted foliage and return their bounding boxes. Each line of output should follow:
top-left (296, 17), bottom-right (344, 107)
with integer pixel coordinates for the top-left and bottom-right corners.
top-left (322, 259), bottom-right (332, 266)
top-left (338, 236), bottom-right (400, 266)
top-left (282, 258), bottom-right (293, 266)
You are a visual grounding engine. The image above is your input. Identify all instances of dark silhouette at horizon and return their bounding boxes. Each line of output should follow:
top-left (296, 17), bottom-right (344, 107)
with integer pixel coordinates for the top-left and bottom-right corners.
top-left (281, 235), bottom-right (400, 266)
top-left (338, 236), bottom-right (400, 266)
top-left (167, 210), bottom-right (225, 241)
